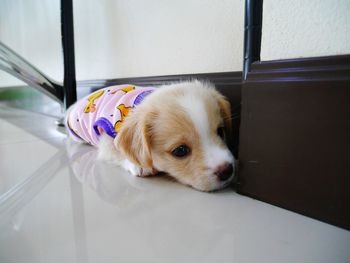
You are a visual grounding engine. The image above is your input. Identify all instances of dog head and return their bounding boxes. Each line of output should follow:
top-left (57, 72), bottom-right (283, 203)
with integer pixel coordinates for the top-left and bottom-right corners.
top-left (114, 80), bottom-right (235, 192)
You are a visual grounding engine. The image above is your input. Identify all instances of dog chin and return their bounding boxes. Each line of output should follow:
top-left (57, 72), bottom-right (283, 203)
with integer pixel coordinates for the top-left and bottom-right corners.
top-left (190, 173), bottom-right (235, 192)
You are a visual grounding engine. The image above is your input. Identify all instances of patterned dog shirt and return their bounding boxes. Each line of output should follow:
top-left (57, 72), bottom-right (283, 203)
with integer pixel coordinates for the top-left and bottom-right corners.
top-left (66, 85), bottom-right (155, 146)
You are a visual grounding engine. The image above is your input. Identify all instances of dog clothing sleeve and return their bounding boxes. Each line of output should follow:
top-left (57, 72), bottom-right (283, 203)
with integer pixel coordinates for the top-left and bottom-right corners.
top-left (66, 85), bottom-right (155, 146)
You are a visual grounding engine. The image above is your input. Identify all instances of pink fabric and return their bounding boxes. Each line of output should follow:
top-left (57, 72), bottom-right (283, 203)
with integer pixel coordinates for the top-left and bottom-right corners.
top-left (66, 85), bottom-right (155, 146)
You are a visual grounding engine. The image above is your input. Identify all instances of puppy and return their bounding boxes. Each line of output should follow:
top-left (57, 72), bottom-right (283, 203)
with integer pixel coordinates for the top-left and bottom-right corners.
top-left (66, 80), bottom-right (235, 191)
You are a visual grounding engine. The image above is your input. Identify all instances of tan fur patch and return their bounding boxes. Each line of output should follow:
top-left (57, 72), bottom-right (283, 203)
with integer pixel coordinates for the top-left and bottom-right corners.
top-left (114, 81), bottom-right (233, 191)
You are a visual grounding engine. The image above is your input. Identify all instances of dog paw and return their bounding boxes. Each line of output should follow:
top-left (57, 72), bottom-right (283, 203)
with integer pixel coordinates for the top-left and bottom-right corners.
top-left (138, 167), bottom-right (157, 177)
top-left (122, 159), bottom-right (157, 177)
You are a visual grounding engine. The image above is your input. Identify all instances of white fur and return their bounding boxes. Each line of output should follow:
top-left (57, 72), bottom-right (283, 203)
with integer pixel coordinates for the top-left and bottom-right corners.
top-left (97, 133), bottom-right (122, 163)
top-left (178, 91), bottom-right (234, 172)
top-left (97, 133), bottom-right (154, 177)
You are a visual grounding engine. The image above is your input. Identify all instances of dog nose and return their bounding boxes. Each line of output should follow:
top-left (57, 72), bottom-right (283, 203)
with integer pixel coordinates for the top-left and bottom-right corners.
top-left (214, 163), bottom-right (233, 181)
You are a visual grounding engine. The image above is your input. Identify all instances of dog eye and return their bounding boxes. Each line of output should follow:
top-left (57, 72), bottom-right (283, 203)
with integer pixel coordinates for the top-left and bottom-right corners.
top-left (217, 127), bottom-right (225, 139)
top-left (171, 145), bottom-right (191, 158)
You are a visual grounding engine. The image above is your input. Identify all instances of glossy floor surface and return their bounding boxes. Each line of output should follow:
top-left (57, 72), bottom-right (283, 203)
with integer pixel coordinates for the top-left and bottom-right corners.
top-left (1, 104), bottom-right (350, 263)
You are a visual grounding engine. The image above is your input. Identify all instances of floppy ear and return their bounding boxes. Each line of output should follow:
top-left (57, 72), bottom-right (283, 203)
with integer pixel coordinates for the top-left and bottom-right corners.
top-left (114, 111), bottom-right (154, 169)
top-left (216, 93), bottom-right (232, 133)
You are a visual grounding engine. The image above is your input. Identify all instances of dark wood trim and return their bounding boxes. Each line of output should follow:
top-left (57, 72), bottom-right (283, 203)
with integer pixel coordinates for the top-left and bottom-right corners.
top-left (238, 54), bottom-right (350, 230)
top-left (77, 72), bottom-right (242, 110)
top-left (251, 54), bottom-right (350, 70)
top-left (78, 71), bottom-right (242, 88)
top-left (248, 54), bottom-right (350, 82)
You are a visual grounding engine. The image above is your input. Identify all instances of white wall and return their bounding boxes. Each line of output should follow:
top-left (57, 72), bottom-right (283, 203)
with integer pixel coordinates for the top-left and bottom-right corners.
top-left (73, 0), bottom-right (244, 80)
top-left (2, 0), bottom-right (350, 88)
top-left (0, 0), bottom-right (62, 87)
top-left (0, 0), bottom-right (244, 87)
top-left (261, 0), bottom-right (350, 61)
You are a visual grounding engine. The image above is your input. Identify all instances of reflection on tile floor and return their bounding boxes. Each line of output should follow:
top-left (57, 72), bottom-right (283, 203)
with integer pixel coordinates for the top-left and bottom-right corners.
top-left (0, 104), bottom-right (350, 263)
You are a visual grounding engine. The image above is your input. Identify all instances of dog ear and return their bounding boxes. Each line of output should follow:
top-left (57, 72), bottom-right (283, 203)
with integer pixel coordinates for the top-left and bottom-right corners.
top-left (114, 110), bottom-right (154, 169)
top-left (216, 93), bottom-right (232, 133)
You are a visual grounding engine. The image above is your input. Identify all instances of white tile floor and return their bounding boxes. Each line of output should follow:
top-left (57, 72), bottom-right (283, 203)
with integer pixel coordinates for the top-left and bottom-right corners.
top-left (0, 104), bottom-right (349, 263)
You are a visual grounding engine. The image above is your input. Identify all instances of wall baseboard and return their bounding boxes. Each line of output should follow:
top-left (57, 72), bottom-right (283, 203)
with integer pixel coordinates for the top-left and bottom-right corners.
top-left (77, 71), bottom-right (242, 110)
top-left (238, 54), bottom-right (350, 230)
top-left (77, 71), bottom-right (242, 108)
